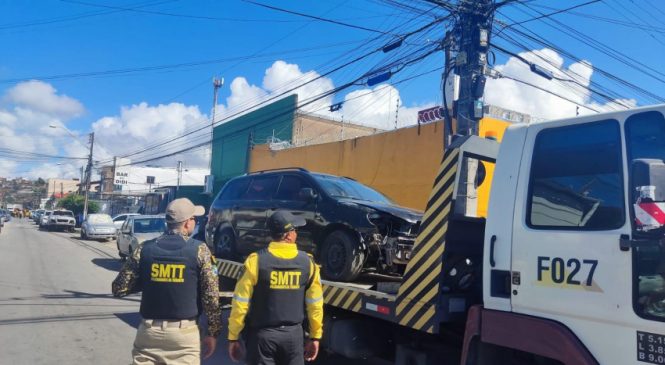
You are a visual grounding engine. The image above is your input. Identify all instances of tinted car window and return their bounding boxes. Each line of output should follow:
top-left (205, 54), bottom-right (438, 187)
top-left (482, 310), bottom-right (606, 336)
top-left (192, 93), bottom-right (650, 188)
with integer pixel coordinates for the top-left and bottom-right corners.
top-left (134, 218), bottom-right (166, 233)
top-left (313, 174), bottom-right (392, 203)
top-left (275, 175), bottom-right (313, 201)
top-left (241, 176), bottom-right (279, 201)
top-left (527, 120), bottom-right (624, 230)
top-left (220, 178), bottom-right (250, 200)
top-left (53, 211), bottom-right (74, 217)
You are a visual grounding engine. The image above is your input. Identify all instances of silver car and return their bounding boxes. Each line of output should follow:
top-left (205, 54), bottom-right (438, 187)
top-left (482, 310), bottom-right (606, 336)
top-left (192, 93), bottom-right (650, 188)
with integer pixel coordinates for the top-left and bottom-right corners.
top-left (81, 214), bottom-right (117, 241)
top-left (39, 211), bottom-right (52, 229)
top-left (117, 215), bottom-right (166, 259)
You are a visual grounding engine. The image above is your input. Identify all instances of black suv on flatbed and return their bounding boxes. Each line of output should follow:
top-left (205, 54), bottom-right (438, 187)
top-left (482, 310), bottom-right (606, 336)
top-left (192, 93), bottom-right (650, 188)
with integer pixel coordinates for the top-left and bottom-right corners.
top-left (206, 168), bottom-right (422, 281)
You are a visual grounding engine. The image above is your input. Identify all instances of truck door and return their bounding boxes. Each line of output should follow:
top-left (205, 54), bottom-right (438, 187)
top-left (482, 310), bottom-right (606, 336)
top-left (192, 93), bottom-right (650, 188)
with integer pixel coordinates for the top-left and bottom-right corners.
top-left (511, 118), bottom-right (636, 364)
top-left (624, 110), bottom-right (665, 365)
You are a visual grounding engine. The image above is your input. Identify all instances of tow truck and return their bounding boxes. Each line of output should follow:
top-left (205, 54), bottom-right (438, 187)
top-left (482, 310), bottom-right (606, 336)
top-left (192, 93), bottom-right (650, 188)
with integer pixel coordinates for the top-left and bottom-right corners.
top-left (216, 105), bottom-right (665, 365)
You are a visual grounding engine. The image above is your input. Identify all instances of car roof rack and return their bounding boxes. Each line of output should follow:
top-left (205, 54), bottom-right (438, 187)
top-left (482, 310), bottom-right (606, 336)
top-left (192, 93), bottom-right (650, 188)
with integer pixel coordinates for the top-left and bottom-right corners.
top-left (248, 167), bottom-right (309, 175)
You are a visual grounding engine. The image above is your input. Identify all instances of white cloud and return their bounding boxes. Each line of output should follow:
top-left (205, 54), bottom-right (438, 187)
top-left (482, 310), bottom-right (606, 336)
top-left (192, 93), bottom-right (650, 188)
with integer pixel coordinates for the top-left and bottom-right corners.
top-left (4, 80), bottom-right (84, 118)
top-left (1, 61), bottom-right (436, 178)
top-left (91, 102), bottom-right (210, 168)
top-left (215, 60), bottom-right (430, 131)
top-left (329, 84), bottom-right (435, 130)
top-left (0, 81), bottom-right (90, 179)
top-left (485, 48), bottom-right (636, 121)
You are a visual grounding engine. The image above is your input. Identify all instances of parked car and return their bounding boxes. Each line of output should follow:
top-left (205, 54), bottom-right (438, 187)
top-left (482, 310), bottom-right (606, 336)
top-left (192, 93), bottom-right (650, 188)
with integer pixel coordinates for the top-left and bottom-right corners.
top-left (39, 211), bottom-right (52, 229)
top-left (1, 209), bottom-right (12, 223)
top-left (80, 214), bottom-right (117, 241)
top-left (112, 213), bottom-right (140, 232)
top-left (117, 215), bottom-right (166, 259)
top-left (206, 168), bottom-right (423, 281)
top-left (32, 209), bottom-right (45, 224)
top-left (46, 210), bottom-right (76, 232)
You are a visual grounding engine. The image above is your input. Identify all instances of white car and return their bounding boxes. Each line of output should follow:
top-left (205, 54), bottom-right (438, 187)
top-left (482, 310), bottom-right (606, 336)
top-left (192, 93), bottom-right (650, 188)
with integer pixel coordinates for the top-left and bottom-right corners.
top-left (39, 211), bottom-right (52, 229)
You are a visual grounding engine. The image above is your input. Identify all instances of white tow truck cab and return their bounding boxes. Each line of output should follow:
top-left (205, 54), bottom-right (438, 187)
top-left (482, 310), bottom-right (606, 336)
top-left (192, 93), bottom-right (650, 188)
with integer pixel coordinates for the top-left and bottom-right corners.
top-left (217, 105), bottom-right (665, 365)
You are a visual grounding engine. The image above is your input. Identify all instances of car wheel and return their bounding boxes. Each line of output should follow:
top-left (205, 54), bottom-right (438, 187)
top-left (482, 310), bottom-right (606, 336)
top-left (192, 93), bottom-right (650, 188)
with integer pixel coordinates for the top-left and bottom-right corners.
top-left (214, 228), bottom-right (238, 260)
top-left (321, 230), bottom-right (365, 282)
top-left (117, 241), bottom-right (127, 260)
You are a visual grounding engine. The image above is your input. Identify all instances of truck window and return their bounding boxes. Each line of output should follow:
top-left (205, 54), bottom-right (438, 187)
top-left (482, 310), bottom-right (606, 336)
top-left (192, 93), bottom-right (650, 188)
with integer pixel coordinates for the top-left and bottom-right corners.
top-left (625, 110), bottom-right (665, 322)
top-left (527, 119), bottom-right (624, 230)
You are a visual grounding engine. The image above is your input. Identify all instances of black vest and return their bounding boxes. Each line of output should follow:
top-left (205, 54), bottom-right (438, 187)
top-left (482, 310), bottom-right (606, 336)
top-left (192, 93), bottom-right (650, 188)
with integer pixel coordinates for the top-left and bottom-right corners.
top-left (139, 234), bottom-right (202, 320)
top-left (247, 249), bottom-right (312, 329)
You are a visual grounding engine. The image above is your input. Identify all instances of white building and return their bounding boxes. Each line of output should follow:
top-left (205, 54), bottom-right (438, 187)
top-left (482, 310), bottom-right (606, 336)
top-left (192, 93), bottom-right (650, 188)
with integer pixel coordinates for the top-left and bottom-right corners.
top-left (101, 158), bottom-right (207, 195)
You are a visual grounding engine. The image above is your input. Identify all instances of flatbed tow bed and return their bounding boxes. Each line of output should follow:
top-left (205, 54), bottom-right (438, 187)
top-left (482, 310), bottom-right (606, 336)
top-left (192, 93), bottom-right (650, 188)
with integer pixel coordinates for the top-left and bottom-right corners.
top-left (215, 137), bottom-right (497, 342)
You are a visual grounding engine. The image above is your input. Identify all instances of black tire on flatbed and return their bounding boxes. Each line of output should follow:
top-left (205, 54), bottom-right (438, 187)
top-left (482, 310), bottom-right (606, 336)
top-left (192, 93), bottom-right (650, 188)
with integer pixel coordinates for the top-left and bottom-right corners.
top-left (320, 230), bottom-right (365, 282)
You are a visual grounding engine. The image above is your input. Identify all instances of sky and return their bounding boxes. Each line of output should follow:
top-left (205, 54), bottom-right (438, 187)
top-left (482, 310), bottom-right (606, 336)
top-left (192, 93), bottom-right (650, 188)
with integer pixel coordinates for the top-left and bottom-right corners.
top-left (0, 0), bottom-right (664, 179)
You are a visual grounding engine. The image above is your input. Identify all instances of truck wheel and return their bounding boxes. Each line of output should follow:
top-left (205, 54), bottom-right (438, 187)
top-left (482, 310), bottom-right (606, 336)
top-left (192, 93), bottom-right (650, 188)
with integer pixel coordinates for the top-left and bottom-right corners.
top-left (214, 228), bottom-right (238, 260)
top-left (321, 230), bottom-right (364, 282)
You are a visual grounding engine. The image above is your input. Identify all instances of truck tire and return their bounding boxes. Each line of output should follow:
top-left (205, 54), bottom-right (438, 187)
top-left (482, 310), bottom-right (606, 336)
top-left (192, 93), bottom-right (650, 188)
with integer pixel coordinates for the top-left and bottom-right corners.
top-left (321, 230), bottom-right (364, 282)
top-left (214, 228), bottom-right (238, 260)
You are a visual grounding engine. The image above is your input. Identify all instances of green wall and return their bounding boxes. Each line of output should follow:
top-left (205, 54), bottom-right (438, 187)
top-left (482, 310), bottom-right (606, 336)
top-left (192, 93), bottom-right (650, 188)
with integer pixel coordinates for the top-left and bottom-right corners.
top-left (211, 94), bottom-right (297, 194)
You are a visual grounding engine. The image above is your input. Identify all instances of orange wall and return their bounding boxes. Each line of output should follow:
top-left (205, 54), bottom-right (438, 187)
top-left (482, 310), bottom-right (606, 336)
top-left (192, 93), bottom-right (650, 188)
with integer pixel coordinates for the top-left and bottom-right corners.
top-left (250, 118), bottom-right (508, 211)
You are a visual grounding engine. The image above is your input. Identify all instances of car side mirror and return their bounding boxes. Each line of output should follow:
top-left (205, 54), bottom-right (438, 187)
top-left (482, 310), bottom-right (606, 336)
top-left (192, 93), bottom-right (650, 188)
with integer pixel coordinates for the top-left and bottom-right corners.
top-left (632, 159), bottom-right (665, 232)
top-left (299, 187), bottom-right (318, 201)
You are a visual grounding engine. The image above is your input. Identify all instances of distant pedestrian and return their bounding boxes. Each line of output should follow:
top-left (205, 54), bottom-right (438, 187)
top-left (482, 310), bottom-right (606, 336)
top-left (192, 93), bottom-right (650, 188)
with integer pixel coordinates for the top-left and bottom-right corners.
top-left (228, 210), bottom-right (324, 365)
top-left (112, 198), bottom-right (221, 364)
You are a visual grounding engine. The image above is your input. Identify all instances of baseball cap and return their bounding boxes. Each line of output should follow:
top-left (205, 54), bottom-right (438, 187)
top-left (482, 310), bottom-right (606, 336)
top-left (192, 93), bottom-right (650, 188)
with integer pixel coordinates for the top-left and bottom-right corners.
top-left (165, 198), bottom-right (205, 223)
top-left (268, 210), bottom-right (306, 235)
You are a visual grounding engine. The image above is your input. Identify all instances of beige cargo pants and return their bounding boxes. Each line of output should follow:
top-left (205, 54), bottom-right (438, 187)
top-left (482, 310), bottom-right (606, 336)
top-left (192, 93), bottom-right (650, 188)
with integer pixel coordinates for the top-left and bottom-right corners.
top-left (132, 319), bottom-right (200, 365)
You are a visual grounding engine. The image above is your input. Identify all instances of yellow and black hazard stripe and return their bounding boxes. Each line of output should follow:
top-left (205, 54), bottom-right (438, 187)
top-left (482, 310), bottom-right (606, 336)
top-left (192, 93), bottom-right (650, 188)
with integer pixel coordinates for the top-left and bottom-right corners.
top-left (394, 147), bottom-right (460, 334)
top-left (322, 284), bottom-right (363, 312)
top-left (217, 259), bottom-right (244, 280)
top-left (323, 283), bottom-right (398, 321)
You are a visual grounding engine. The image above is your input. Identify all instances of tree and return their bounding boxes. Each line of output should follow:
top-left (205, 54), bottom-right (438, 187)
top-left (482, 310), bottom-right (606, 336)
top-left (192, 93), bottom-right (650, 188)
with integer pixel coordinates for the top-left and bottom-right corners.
top-left (56, 195), bottom-right (99, 215)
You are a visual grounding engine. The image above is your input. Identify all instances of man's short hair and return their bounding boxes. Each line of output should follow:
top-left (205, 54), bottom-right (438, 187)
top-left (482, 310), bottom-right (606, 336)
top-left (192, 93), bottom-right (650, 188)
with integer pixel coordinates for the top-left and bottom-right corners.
top-left (167, 220), bottom-right (185, 231)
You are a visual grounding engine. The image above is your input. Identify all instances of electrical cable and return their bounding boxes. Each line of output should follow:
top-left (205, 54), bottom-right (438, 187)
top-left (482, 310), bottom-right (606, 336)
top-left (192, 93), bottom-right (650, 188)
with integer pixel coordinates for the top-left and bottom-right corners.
top-left (243, 0), bottom-right (394, 35)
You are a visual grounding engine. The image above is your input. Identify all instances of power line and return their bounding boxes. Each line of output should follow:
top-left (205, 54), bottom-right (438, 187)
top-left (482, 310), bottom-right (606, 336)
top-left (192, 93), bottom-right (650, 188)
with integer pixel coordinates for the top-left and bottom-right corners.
top-left (495, 73), bottom-right (602, 113)
top-left (0, 0), bottom-right (178, 31)
top-left (96, 16), bottom-right (447, 165)
top-left (243, 0), bottom-right (394, 35)
top-left (497, 0), bottom-right (601, 35)
top-left (0, 40), bottom-right (366, 84)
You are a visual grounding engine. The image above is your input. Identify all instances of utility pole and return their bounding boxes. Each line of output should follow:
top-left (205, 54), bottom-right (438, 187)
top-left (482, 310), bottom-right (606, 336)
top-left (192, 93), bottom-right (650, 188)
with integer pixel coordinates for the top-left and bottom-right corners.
top-left (210, 77), bottom-right (224, 172)
top-left (83, 132), bottom-right (94, 219)
top-left (453, 0), bottom-right (494, 136)
top-left (111, 156), bottom-right (117, 215)
top-left (176, 160), bottom-right (183, 194)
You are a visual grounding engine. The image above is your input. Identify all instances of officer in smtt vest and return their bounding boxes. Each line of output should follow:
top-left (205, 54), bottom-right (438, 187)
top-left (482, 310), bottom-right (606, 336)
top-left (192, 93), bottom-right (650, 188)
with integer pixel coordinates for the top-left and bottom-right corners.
top-left (228, 210), bottom-right (324, 365)
top-left (112, 198), bottom-right (221, 364)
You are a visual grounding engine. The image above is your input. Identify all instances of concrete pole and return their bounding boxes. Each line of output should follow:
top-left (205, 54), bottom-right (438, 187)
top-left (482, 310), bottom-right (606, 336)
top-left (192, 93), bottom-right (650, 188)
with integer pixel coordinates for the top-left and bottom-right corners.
top-left (83, 132), bottom-right (94, 219)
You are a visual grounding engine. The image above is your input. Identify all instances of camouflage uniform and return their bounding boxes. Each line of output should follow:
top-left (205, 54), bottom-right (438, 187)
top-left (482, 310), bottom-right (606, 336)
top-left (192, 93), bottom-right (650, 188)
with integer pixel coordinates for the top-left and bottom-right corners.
top-left (112, 231), bottom-right (221, 338)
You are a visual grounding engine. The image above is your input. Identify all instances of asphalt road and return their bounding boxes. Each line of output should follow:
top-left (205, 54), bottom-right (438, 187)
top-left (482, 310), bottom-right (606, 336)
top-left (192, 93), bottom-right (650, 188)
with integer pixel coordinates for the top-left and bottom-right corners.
top-left (0, 219), bottom-right (383, 365)
top-left (0, 218), bottom-right (237, 364)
